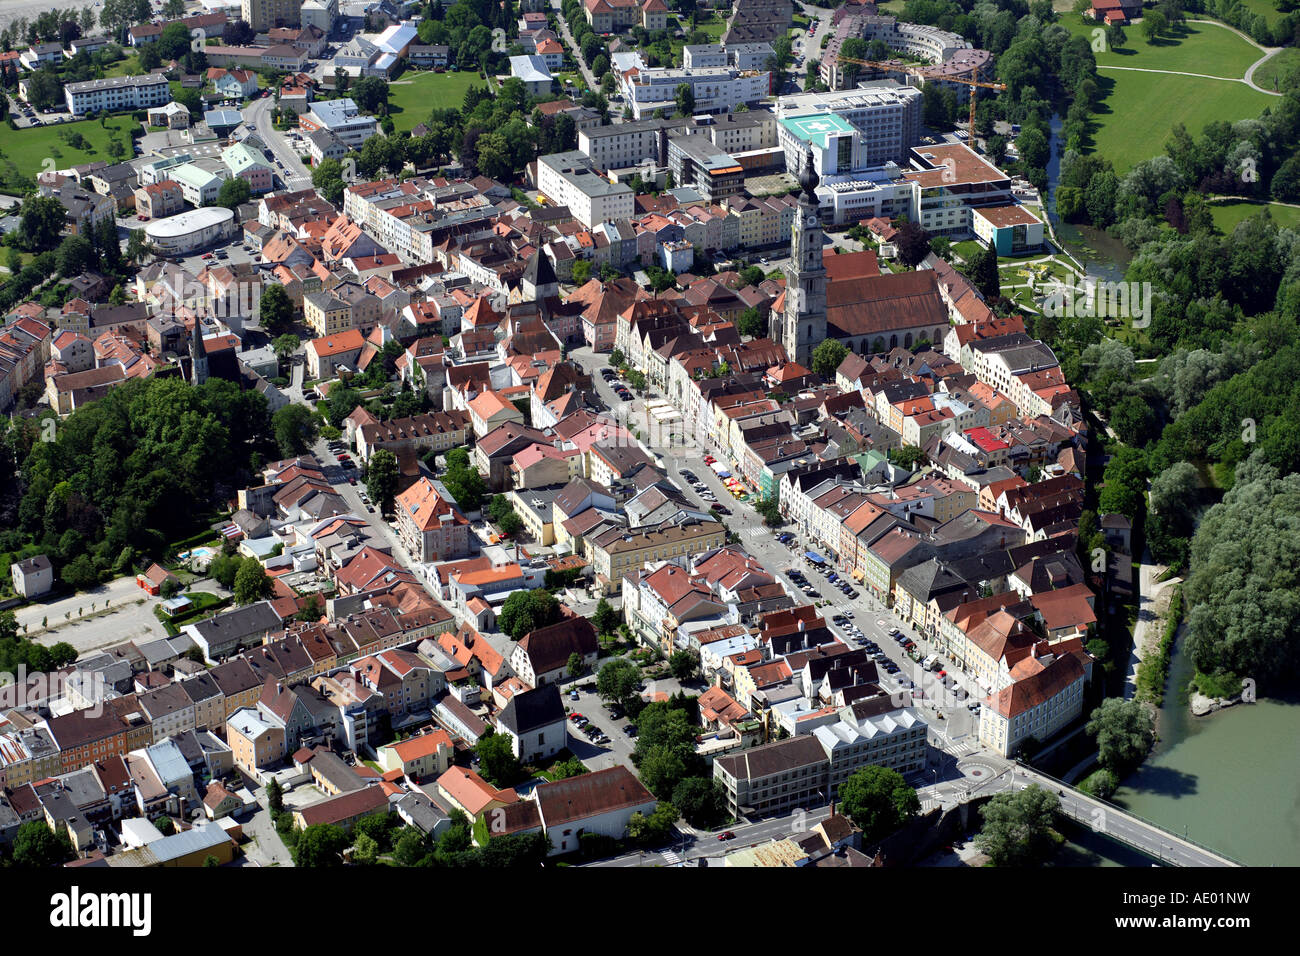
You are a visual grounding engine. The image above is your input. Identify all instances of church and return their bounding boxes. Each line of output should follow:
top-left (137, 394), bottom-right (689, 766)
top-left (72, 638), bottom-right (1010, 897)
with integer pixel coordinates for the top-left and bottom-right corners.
top-left (776, 147), bottom-right (953, 363)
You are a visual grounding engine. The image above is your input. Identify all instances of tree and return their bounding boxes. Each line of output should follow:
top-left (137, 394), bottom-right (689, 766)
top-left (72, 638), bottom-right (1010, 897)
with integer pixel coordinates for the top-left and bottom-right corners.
top-left (272, 403), bottom-right (317, 456)
top-left (258, 284), bottom-right (294, 336)
top-left (592, 597), bottom-right (618, 638)
top-left (19, 195), bottom-right (66, 252)
top-left (670, 776), bottom-right (727, 829)
top-left (1141, 10), bottom-right (1168, 42)
top-left (216, 176), bottom-right (251, 210)
top-left (273, 334), bottom-right (300, 368)
top-left (266, 776), bottom-right (284, 814)
top-left (1110, 393), bottom-right (1159, 446)
top-left (351, 832), bottom-right (380, 864)
top-left (894, 219), bottom-right (931, 268)
top-left (11, 821), bottom-right (72, 867)
top-left (1087, 697), bottom-right (1156, 773)
top-left (626, 800), bottom-right (679, 846)
top-left (838, 766), bottom-right (921, 844)
top-left (153, 815), bottom-right (176, 836)
top-left (365, 448), bottom-right (399, 515)
top-left (293, 824), bottom-right (349, 867)
top-left (480, 830), bottom-right (551, 867)
top-left (975, 785), bottom-right (1063, 866)
top-left (311, 157), bottom-right (346, 205)
top-left (56, 234), bottom-right (95, 277)
top-left (233, 558), bottom-right (273, 604)
top-left (668, 649), bottom-right (698, 682)
top-left (352, 75), bottom-right (390, 113)
top-left (567, 650), bottom-right (587, 678)
top-left (596, 658), bottom-right (641, 713)
top-left (811, 339), bottom-right (848, 379)
top-left (209, 553), bottom-right (244, 589)
top-left (223, 19), bottom-right (255, 45)
top-left (498, 588), bottom-right (560, 639)
top-left (609, 348), bottom-right (625, 368)
top-left (571, 259), bottom-right (592, 284)
top-left (475, 730), bottom-right (523, 787)
top-left (737, 306), bottom-right (765, 339)
top-left (963, 239), bottom-right (1000, 302)
top-left (889, 445), bottom-right (926, 470)
top-left (62, 554), bottom-right (98, 590)
top-left (674, 81), bottom-right (694, 117)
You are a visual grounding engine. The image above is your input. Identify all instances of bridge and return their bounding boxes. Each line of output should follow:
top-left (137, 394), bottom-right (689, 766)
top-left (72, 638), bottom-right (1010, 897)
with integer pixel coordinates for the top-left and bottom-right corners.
top-left (1012, 765), bottom-right (1241, 867)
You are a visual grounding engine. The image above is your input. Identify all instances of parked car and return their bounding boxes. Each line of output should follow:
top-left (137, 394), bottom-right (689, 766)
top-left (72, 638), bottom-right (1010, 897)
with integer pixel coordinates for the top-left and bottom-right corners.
top-left (718, 831), bottom-right (736, 841)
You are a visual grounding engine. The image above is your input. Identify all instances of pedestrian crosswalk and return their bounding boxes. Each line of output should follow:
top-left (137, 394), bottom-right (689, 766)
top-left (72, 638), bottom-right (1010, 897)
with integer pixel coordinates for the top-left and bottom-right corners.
top-left (660, 849), bottom-right (682, 865)
top-left (741, 527), bottom-right (770, 538)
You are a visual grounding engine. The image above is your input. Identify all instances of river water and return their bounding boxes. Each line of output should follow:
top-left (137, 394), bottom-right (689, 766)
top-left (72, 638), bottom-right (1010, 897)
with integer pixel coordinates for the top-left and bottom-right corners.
top-left (1042, 116), bottom-right (1300, 867)
top-left (1112, 636), bottom-right (1300, 866)
top-left (1045, 114), bottom-right (1131, 283)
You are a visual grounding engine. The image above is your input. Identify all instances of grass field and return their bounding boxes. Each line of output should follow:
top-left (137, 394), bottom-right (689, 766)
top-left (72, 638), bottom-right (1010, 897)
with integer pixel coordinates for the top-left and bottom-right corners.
top-left (1233, 0), bottom-right (1287, 28)
top-left (1208, 200), bottom-right (1300, 232)
top-left (387, 70), bottom-right (490, 132)
top-left (1085, 70), bottom-right (1274, 171)
top-left (1062, 18), bottom-right (1262, 78)
top-left (0, 115), bottom-right (136, 179)
top-left (1253, 47), bottom-right (1300, 91)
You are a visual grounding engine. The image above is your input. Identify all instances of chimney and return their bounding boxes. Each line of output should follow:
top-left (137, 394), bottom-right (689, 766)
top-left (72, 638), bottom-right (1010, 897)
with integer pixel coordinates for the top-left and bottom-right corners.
top-left (276, 682), bottom-right (283, 695)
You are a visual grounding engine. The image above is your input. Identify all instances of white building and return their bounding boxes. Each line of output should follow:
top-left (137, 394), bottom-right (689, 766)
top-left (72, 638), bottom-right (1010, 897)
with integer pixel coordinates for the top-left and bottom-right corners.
top-left (300, 0), bottom-right (337, 34)
top-left (776, 83), bottom-right (923, 174)
top-left (170, 163), bottom-right (227, 207)
top-left (64, 74), bottom-right (171, 116)
top-left (979, 649), bottom-right (1088, 757)
top-left (536, 151), bottom-right (635, 228)
top-left (509, 54), bottom-right (554, 97)
top-left (144, 206), bottom-right (237, 255)
top-left (621, 66), bottom-right (771, 121)
top-left (682, 41), bottom-right (774, 71)
top-left (300, 97), bottom-right (379, 150)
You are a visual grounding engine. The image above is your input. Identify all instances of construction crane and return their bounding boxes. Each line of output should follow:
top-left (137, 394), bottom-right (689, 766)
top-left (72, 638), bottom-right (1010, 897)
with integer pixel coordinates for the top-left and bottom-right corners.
top-left (834, 54), bottom-right (1007, 143)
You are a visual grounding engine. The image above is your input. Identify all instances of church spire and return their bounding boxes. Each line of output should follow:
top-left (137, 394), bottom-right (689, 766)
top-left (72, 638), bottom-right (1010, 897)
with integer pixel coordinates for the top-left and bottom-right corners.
top-left (190, 316), bottom-right (209, 386)
top-left (776, 145), bottom-right (828, 367)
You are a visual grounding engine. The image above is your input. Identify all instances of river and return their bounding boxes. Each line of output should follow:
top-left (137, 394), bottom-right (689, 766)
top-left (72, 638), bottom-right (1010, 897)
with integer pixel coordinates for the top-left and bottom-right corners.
top-left (1112, 634), bottom-right (1300, 866)
top-left (1045, 114), bottom-right (1131, 283)
top-left (1040, 116), bottom-right (1300, 869)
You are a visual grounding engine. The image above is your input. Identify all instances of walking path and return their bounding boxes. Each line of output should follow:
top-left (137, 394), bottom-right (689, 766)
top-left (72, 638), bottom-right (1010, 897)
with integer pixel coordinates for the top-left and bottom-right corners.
top-left (1097, 62), bottom-right (1282, 95)
top-left (1126, 554), bottom-right (1179, 701)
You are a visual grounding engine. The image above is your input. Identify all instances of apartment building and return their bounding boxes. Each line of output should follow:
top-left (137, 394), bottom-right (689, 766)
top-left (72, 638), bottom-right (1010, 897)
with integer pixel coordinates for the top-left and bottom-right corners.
top-left (622, 66), bottom-right (771, 120)
top-left (394, 476), bottom-right (472, 563)
top-left (64, 74), bottom-right (171, 115)
top-left (537, 151), bottom-right (635, 228)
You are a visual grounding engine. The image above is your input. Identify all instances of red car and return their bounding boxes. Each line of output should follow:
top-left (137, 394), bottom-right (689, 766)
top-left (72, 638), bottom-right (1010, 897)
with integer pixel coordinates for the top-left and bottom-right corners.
top-left (717, 831), bottom-right (735, 841)
top-left (348, 477), bottom-right (356, 485)
top-left (704, 455), bottom-right (716, 464)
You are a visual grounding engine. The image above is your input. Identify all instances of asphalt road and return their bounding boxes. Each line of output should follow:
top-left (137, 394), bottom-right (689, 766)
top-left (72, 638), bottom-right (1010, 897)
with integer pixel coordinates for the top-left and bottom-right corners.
top-left (243, 95), bottom-right (313, 192)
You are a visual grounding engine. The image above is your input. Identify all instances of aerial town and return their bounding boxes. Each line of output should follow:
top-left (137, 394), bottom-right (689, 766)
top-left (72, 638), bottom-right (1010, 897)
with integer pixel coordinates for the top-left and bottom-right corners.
top-left (0, 0), bottom-right (1294, 879)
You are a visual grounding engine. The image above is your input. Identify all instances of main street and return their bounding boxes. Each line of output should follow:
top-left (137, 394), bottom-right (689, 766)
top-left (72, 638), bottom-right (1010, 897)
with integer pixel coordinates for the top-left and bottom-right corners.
top-left (243, 94), bottom-right (313, 192)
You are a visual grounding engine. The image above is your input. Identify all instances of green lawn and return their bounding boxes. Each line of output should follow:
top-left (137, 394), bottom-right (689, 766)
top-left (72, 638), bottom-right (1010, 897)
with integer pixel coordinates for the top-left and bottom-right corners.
top-left (1232, 0), bottom-right (1287, 28)
top-left (1208, 200), bottom-right (1300, 232)
top-left (1252, 47), bottom-right (1300, 92)
top-left (103, 54), bottom-right (141, 78)
top-left (0, 115), bottom-right (136, 179)
top-left (1062, 17), bottom-right (1261, 78)
top-left (387, 70), bottom-right (489, 132)
top-left (1085, 70), bottom-right (1273, 171)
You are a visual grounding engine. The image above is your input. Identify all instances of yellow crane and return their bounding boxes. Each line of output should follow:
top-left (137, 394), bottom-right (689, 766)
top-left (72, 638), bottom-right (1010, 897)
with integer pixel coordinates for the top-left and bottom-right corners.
top-left (835, 54), bottom-right (1008, 142)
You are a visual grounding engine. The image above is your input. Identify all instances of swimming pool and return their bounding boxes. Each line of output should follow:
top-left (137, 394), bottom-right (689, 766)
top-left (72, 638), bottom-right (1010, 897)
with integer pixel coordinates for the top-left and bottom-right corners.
top-left (177, 546), bottom-right (216, 561)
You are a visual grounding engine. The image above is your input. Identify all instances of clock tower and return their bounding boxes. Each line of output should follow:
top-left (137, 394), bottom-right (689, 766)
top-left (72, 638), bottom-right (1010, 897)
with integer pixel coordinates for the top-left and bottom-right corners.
top-left (776, 145), bottom-right (827, 367)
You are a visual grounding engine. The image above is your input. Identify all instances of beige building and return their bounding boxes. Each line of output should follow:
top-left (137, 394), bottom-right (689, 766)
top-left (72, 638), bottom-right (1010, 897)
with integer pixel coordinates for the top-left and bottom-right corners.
top-left (242, 0), bottom-right (304, 31)
top-left (591, 519), bottom-right (726, 592)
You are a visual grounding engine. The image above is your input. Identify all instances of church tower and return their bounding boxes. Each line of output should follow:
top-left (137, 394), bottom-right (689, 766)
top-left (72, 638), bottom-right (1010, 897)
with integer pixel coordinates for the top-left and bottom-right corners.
top-left (190, 316), bottom-right (208, 387)
top-left (776, 145), bottom-right (828, 367)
